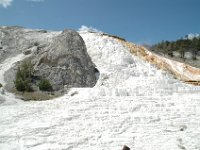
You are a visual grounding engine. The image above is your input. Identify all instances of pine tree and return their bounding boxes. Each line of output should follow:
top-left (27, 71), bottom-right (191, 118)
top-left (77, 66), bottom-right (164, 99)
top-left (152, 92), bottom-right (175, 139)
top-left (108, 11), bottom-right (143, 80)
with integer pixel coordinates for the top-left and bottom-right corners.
top-left (14, 60), bottom-right (33, 92)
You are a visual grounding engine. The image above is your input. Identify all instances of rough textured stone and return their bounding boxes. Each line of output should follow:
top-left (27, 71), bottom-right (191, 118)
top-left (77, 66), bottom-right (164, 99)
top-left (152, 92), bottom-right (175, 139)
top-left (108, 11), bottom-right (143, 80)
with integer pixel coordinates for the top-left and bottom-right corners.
top-left (0, 26), bottom-right (53, 62)
top-left (122, 145), bottom-right (130, 150)
top-left (33, 29), bottom-right (97, 90)
top-left (1, 26), bottom-right (98, 91)
top-left (23, 49), bottom-right (32, 55)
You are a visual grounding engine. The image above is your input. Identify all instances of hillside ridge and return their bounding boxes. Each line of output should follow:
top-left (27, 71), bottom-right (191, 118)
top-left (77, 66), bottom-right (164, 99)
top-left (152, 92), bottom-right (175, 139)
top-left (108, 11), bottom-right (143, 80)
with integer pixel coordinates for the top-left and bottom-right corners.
top-left (102, 34), bottom-right (200, 85)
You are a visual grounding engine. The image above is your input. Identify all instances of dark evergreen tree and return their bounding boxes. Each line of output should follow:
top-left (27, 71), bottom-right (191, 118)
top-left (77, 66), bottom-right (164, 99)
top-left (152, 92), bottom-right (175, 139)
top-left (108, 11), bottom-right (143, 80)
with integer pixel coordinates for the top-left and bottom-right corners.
top-left (151, 36), bottom-right (200, 60)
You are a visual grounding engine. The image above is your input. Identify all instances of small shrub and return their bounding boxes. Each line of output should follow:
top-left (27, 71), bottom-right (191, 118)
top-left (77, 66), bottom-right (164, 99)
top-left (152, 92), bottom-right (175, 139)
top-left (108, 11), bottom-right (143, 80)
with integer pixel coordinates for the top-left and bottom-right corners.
top-left (0, 83), bottom-right (2, 88)
top-left (38, 78), bottom-right (52, 91)
top-left (14, 60), bottom-right (33, 92)
top-left (14, 78), bottom-right (26, 91)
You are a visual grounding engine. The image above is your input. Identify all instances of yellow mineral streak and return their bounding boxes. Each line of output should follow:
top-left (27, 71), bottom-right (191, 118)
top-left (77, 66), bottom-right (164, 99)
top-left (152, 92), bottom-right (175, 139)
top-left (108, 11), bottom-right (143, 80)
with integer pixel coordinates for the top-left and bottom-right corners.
top-left (117, 39), bottom-right (200, 86)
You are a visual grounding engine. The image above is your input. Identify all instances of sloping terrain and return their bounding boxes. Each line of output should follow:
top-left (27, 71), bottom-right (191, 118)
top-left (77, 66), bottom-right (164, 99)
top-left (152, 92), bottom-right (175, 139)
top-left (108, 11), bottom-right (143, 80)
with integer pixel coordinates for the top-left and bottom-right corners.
top-left (0, 28), bottom-right (200, 150)
top-left (117, 39), bottom-right (200, 85)
top-left (0, 26), bottom-right (98, 92)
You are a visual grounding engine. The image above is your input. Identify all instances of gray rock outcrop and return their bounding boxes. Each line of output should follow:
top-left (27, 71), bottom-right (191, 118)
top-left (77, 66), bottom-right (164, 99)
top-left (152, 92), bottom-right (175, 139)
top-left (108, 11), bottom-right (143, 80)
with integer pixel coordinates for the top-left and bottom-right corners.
top-left (33, 29), bottom-right (97, 90)
top-left (0, 26), bottom-right (98, 92)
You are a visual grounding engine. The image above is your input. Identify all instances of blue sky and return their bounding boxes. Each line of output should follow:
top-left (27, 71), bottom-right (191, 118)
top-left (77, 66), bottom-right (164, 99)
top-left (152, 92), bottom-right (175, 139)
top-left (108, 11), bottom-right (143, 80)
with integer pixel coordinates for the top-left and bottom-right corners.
top-left (0, 0), bottom-right (200, 45)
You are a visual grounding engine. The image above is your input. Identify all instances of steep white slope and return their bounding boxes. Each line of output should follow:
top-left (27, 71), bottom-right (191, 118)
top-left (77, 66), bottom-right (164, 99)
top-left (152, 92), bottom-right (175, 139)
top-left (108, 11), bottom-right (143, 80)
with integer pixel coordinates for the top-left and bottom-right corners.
top-left (0, 30), bottom-right (200, 150)
top-left (0, 54), bottom-right (25, 85)
top-left (75, 31), bottom-right (196, 97)
top-left (0, 54), bottom-right (28, 105)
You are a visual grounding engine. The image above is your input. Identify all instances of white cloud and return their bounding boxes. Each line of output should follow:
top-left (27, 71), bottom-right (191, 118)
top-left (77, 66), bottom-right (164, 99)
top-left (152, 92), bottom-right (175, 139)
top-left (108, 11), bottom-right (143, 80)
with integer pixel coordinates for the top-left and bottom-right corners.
top-left (79, 25), bottom-right (103, 33)
top-left (185, 33), bottom-right (200, 40)
top-left (0, 0), bottom-right (45, 8)
top-left (0, 0), bottom-right (13, 8)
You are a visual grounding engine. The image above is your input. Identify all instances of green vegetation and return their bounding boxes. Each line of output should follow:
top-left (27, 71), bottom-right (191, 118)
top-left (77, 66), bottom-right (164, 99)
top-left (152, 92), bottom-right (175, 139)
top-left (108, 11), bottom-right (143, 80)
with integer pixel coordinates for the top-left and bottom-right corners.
top-left (14, 60), bottom-right (33, 92)
top-left (151, 36), bottom-right (200, 59)
top-left (38, 78), bottom-right (52, 91)
top-left (13, 60), bottom-right (54, 100)
top-left (14, 60), bottom-right (53, 93)
top-left (0, 83), bottom-right (2, 88)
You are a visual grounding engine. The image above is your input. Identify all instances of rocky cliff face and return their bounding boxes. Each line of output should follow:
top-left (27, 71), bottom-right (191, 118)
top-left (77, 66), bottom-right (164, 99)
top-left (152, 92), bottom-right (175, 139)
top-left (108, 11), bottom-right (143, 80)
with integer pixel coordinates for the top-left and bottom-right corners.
top-left (0, 26), bottom-right (98, 91)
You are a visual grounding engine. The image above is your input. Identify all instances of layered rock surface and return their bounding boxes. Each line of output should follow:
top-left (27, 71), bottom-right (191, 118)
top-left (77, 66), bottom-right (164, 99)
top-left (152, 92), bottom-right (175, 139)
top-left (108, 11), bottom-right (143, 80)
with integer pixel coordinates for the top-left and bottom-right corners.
top-left (0, 26), bottom-right (98, 91)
